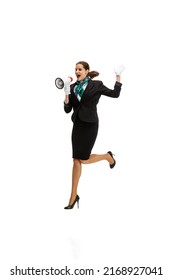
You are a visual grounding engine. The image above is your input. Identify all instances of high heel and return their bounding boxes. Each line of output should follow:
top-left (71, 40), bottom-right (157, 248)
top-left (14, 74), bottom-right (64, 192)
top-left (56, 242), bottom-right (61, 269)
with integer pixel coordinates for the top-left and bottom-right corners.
top-left (64, 195), bottom-right (80, 209)
top-left (107, 151), bottom-right (116, 169)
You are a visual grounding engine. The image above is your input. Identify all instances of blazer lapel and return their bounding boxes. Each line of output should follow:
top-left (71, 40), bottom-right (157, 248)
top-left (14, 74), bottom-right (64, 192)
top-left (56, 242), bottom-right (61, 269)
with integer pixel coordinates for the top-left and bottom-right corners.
top-left (80, 80), bottom-right (94, 102)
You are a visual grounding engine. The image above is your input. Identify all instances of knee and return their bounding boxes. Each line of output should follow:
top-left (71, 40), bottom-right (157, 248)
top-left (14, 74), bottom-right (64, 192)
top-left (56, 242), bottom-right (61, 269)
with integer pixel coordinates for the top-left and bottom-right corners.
top-left (73, 158), bottom-right (86, 164)
top-left (73, 158), bottom-right (81, 165)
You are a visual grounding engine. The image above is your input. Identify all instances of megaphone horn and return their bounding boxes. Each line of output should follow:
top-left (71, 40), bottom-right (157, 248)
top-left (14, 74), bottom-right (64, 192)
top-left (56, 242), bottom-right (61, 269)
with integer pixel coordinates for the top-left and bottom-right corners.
top-left (55, 76), bottom-right (73, 89)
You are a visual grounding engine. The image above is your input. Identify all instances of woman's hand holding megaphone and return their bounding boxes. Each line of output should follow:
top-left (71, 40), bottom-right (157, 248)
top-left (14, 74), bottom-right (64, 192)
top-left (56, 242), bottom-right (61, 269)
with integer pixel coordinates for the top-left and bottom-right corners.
top-left (63, 77), bottom-right (72, 104)
top-left (64, 84), bottom-right (71, 95)
top-left (55, 76), bottom-right (73, 90)
top-left (55, 76), bottom-right (73, 101)
top-left (64, 77), bottom-right (73, 95)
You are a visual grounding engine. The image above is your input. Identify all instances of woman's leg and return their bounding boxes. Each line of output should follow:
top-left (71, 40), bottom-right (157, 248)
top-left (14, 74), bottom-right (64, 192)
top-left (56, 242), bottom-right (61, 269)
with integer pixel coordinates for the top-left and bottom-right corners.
top-left (68, 158), bottom-right (82, 205)
top-left (80, 153), bottom-right (114, 165)
top-left (67, 153), bottom-right (114, 206)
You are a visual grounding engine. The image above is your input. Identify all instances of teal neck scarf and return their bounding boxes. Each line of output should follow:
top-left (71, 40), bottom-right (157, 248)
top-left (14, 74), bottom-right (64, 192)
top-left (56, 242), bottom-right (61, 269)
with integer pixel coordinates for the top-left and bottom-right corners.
top-left (74, 77), bottom-right (90, 99)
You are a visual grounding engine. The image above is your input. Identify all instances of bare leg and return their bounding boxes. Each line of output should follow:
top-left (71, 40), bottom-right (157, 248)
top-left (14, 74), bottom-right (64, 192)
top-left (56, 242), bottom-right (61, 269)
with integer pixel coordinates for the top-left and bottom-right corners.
top-left (80, 153), bottom-right (114, 165)
top-left (67, 153), bottom-right (114, 206)
top-left (68, 159), bottom-right (82, 205)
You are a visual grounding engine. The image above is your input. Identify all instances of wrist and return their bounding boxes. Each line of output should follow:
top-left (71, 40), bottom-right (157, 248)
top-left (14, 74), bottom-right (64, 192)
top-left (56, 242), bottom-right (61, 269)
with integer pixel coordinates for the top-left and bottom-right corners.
top-left (116, 75), bottom-right (121, 82)
top-left (64, 95), bottom-right (69, 104)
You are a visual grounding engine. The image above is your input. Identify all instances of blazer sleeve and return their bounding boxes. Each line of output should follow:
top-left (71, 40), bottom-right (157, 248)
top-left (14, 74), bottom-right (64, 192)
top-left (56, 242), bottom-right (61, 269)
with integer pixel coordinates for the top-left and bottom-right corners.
top-left (99, 81), bottom-right (122, 98)
top-left (64, 101), bottom-right (72, 113)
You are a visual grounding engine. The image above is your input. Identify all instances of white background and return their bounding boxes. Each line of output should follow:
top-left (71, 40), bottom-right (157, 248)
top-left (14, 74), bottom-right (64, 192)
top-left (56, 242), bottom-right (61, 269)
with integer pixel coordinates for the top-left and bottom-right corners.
top-left (0, 0), bottom-right (173, 279)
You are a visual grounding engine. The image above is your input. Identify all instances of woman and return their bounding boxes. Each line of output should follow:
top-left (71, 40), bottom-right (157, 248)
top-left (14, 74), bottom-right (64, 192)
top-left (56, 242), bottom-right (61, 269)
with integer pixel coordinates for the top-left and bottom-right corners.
top-left (63, 61), bottom-right (123, 209)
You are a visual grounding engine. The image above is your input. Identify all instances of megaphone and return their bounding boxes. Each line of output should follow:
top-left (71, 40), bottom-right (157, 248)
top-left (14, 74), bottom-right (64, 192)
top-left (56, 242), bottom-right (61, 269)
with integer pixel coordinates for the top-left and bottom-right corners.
top-left (55, 76), bottom-right (73, 89)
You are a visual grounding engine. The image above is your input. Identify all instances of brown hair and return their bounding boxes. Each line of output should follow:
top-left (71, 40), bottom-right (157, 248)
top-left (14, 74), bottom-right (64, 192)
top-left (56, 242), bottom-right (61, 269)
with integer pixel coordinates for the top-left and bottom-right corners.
top-left (76, 61), bottom-right (99, 79)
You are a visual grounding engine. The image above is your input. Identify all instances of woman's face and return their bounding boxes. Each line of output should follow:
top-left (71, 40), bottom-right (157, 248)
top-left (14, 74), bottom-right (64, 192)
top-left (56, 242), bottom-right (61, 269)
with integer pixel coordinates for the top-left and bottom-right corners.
top-left (75, 64), bottom-right (89, 82)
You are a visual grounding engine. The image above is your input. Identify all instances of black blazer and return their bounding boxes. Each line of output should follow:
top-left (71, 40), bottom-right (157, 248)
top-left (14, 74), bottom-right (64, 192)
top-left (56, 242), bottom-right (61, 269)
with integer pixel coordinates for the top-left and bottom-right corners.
top-left (64, 79), bottom-right (122, 123)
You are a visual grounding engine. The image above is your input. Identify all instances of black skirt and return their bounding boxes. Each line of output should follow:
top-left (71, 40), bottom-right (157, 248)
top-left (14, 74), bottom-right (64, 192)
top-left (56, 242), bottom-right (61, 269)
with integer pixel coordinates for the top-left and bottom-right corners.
top-left (72, 117), bottom-right (98, 160)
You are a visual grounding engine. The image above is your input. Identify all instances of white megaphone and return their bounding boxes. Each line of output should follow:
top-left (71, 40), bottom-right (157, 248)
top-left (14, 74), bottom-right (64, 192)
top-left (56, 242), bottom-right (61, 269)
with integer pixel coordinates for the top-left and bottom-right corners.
top-left (55, 76), bottom-right (73, 89)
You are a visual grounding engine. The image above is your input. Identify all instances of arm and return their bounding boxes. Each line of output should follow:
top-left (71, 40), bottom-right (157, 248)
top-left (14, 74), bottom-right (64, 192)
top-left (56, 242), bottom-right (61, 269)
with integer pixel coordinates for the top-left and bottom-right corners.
top-left (99, 76), bottom-right (122, 98)
top-left (116, 74), bottom-right (121, 83)
top-left (64, 86), bottom-right (72, 113)
top-left (64, 94), bottom-right (69, 104)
